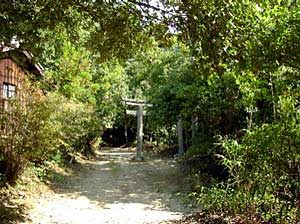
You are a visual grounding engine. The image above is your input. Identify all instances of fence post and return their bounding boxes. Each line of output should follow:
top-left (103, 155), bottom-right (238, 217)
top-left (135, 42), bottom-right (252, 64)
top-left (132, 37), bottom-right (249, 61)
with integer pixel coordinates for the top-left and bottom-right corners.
top-left (177, 117), bottom-right (184, 155)
top-left (192, 115), bottom-right (198, 146)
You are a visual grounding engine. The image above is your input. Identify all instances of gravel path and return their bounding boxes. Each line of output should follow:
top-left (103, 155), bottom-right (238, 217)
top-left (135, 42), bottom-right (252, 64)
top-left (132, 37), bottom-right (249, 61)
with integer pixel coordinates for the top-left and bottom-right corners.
top-left (24, 148), bottom-right (192, 224)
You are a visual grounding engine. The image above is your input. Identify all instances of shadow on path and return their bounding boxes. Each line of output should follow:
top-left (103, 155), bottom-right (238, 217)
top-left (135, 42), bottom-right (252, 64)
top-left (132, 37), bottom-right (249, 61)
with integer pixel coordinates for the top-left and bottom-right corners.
top-left (0, 199), bottom-right (28, 224)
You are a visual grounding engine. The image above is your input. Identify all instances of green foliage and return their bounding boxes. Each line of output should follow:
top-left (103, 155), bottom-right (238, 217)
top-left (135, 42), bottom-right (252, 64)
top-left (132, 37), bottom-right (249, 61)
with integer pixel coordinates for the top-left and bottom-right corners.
top-left (0, 88), bottom-right (101, 185)
top-left (184, 141), bottom-right (213, 159)
top-left (190, 66), bottom-right (300, 222)
top-left (0, 89), bottom-right (58, 185)
top-left (220, 118), bottom-right (300, 222)
top-left (172, 1), bottom-right (300, 73)
top-left (42, 28), bottom-right (100, 105)
top-left (123, 45), bottom-right (244, 148)
top-left (140, 2), bottom-right (300, 222)
top-left (2, 1), bottom-right (300, 221)
top-left (186, 67), bottom-right (300, 221)
top-left (190, 183), bottom-right (243, 215)
top-left (41, 27), bottom-right (127, 130)
top-left (50, 93), bottom-right (101, 159)
top-left (94, 61), bottom-right (127, 128)
top-left (134, 47), bottom-right (193, 127)
top-left (1, 1), bottom-right (152, 61)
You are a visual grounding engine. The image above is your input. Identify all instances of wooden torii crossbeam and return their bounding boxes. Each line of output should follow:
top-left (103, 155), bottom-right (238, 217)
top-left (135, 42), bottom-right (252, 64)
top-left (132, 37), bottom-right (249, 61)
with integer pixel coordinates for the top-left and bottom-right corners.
top-left (122, 98), bottom-right (152, 160)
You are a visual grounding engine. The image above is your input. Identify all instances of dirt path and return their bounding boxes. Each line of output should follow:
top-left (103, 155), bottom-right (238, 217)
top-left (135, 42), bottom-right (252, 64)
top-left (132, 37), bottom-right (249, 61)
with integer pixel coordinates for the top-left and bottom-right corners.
top-left (24, 148), bottom-right (193, 224)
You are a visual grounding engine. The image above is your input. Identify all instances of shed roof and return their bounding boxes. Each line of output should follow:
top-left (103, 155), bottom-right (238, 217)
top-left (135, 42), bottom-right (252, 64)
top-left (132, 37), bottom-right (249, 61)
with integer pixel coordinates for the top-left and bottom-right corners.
top-left (0, 48), bottom-right (44, 77)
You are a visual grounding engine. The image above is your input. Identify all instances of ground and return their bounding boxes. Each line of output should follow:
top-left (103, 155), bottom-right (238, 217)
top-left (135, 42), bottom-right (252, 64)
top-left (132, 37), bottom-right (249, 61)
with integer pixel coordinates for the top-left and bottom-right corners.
top-left (21, 148), bottom-right (197, 224)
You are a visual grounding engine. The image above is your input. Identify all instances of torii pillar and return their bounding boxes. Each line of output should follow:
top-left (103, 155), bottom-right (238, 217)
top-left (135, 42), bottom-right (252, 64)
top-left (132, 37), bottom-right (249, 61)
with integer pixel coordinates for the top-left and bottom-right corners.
top-left (136, 105), bottom-right (143, 159)
top-left (123, 98), bottom-right (152, 160)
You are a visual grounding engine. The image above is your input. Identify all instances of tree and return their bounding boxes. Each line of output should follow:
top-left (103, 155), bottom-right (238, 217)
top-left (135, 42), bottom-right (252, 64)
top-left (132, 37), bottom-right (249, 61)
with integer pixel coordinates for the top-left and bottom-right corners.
top-left (0, 1), bottom-right (154, 61)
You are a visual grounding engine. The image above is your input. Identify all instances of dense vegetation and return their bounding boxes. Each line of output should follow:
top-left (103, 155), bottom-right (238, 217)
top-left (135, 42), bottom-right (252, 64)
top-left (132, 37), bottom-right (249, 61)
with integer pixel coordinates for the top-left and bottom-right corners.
top-left (1, 0), bottom-right (300, 223)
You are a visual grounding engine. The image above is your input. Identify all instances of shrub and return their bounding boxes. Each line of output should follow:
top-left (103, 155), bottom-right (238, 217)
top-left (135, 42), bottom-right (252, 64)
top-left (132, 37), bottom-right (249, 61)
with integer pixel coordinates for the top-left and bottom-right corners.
top-left (220, 119), bottom-right (300, 223)
top-left (0, 90), bottom-right (58, 185)
top-left (0, 90), bottom-right (101, 185)
top-left (51, 94), bottom-right (101, 161)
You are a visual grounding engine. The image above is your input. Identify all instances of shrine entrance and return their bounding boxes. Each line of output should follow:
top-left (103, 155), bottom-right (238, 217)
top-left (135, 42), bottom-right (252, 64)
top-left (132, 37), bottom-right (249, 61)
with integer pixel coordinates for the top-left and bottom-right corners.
top-left (123, 98), bottom-right (185, 159)
top-left (123, 98), bottom-right (152, 160)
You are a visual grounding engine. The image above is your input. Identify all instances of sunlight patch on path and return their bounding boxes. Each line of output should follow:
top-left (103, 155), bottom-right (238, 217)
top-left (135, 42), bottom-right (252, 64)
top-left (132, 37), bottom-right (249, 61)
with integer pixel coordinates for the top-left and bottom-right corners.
top-left (29, 196), bottom-right (182, 224)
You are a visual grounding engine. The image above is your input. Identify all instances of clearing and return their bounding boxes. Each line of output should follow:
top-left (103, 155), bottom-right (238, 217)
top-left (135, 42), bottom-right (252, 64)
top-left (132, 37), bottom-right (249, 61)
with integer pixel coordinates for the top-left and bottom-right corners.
top-left (23, 147), bottom-right (195, 224)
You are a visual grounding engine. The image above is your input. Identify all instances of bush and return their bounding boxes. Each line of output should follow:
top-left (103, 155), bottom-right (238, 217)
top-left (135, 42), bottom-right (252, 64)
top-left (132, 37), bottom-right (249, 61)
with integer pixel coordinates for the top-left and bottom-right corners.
top-left (219, 119), bottom-right (300, 222)
top-left (51, 94), bottom-right (101, 160)
top-left (0, 90), bottom-right (101, 185)
top-left (0, 90), bottom-right (58, 185)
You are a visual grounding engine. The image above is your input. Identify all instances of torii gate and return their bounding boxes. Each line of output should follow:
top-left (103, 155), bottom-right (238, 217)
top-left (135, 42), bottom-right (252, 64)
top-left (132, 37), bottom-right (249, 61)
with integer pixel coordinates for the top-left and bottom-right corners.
top-left (122, 98), bottom-right (152, 160)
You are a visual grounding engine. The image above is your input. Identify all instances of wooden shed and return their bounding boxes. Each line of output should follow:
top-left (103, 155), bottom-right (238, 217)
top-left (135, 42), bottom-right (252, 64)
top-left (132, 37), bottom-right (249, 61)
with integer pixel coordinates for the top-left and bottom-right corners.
top-left (0, 49), bottom-right (44, 110)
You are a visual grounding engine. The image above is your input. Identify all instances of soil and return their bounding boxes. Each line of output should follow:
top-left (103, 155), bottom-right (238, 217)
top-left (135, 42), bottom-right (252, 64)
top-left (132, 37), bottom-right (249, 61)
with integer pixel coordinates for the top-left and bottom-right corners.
top-left (21, 147), bottom-right (198, 224)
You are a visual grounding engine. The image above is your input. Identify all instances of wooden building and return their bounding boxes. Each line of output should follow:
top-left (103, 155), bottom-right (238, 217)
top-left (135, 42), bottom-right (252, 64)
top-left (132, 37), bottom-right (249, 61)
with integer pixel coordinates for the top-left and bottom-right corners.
top-left (0, 49), bottom-right (44, 110)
